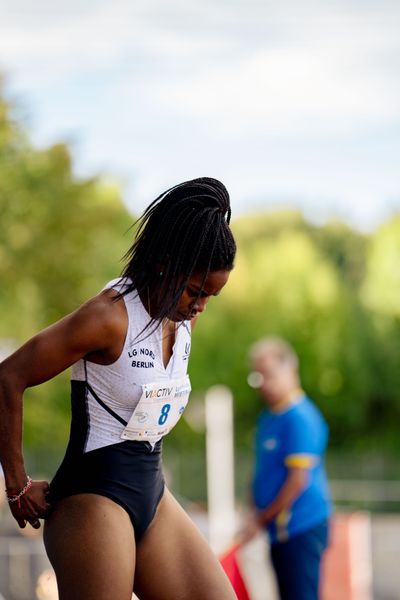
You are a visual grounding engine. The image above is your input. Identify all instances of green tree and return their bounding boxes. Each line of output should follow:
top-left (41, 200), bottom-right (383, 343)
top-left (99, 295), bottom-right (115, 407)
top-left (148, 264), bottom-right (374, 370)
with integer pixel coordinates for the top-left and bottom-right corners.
top-left (0, 85), bottom-right (133, 470)
top-left (183, 213), bottom-right (384, 451)
top-left (359, 215), bottom-right (400, 448)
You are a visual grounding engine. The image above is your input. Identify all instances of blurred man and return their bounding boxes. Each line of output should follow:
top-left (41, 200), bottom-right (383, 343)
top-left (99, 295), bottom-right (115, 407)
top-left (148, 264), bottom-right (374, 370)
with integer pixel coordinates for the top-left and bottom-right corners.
top-left (242, 337), bottom-right (331, 600)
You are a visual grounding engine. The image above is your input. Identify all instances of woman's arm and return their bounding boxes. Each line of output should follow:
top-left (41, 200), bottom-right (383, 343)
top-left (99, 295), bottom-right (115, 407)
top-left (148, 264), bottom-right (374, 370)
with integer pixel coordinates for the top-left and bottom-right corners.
top-left (0, 290), bottom-right (127, 527)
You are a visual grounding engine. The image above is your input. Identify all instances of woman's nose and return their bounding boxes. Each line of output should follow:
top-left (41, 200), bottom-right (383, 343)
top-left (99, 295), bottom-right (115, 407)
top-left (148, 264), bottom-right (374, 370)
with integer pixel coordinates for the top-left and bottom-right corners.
top-left (194, 297), bottom-right (209, 313)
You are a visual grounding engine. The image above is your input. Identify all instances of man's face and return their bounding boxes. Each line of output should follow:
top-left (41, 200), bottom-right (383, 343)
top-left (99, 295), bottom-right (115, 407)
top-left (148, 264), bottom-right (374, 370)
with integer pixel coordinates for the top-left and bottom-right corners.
top-left (252, 353), bottom-right (296, 408)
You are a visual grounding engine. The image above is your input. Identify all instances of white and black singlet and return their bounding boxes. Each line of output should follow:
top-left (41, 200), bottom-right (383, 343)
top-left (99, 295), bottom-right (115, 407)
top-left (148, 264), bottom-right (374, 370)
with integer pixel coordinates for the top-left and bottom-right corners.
top-left (48, 278), bottom-right (192, 540)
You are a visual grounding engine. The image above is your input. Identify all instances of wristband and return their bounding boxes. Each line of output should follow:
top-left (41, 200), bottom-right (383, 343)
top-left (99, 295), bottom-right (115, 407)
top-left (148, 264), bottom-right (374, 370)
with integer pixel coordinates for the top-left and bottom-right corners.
top-left (6, 476), bottom-right (33, 509)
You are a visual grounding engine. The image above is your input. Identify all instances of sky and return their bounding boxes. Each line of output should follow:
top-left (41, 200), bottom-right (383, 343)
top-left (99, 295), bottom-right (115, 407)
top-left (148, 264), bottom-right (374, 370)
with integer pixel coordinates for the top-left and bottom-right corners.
top-left (1, 0), bottom-right (400, 230)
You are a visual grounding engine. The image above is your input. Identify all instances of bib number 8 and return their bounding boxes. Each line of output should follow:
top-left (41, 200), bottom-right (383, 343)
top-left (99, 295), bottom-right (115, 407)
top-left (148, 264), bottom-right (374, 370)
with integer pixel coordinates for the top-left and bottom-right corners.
top-left (158, 403), bottom-right (171, 425)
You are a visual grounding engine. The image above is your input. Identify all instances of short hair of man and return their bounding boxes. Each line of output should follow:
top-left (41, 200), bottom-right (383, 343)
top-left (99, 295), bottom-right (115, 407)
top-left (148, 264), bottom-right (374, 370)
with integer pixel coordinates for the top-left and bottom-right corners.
top-left (249, 336), bottom-right (299, 370)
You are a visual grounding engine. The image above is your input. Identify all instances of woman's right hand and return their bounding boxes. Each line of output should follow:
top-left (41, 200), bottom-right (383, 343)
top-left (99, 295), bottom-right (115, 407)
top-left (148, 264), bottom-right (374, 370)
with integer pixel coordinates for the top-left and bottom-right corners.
top-left (8, 479), bottom-right (51, 529)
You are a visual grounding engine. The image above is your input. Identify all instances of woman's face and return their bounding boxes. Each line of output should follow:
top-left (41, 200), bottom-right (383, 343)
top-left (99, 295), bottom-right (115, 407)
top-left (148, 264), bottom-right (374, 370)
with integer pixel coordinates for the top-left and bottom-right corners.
top-left (172, 269), bottom-right (231, 322)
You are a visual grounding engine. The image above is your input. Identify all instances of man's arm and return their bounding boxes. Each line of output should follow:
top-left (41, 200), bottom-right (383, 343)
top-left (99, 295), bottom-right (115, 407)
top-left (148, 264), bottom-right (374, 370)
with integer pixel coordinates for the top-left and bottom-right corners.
top-left (239, 467), bottom-right (310, 543)
top-left (255, 466), bottom-right (309, 526)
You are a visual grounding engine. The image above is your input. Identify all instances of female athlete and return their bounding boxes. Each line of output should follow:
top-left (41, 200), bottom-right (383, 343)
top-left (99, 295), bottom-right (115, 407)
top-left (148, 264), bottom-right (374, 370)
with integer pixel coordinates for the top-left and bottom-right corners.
top-left (0, 177), bottom-right (237, 599)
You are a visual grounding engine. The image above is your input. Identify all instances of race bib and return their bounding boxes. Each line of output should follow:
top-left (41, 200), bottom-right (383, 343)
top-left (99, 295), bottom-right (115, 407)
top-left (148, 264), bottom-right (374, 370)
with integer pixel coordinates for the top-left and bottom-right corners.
top-left (121, 376), bottom-right (191, 442)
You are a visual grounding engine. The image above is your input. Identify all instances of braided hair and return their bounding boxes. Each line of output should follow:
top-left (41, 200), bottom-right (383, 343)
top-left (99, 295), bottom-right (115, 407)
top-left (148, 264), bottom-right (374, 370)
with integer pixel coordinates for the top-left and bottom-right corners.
top-left (120, 177), bottom-right (236, 322)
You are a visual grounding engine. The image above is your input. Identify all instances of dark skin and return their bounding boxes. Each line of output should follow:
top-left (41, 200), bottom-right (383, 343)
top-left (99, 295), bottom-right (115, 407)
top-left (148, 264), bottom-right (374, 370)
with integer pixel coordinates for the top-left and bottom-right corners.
top-left (144, 270), bottom-right (225, 364)
top-left (0, 292), bottom-right (127, 527)
top-left (0, 269), bottom-right (229, 526)
top-left (0, 269), bottom-right (235, 600)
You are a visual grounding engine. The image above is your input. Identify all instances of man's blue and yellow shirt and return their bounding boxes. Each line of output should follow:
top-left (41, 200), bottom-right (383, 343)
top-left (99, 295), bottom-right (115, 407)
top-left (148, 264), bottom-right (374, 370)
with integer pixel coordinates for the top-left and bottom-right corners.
top-left (252, 394), bottom-right (332, 543)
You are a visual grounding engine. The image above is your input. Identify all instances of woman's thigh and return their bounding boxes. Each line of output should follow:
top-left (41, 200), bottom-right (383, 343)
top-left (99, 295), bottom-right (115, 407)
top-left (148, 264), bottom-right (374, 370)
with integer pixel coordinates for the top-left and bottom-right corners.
top-left (43, 494), bottom-right (136, 600)
top-left (134, 488), bottom-right (236, 600)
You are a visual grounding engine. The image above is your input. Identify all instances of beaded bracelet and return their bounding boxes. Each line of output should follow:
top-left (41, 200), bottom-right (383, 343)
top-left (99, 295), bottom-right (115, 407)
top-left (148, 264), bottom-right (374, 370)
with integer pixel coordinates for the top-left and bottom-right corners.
top-left (6, 476), bottom-right (33, 509)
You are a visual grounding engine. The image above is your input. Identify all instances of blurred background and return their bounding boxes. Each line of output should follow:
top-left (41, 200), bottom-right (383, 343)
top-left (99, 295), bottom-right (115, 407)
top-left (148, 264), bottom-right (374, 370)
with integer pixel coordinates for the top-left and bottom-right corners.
top-left (1, 1), bottom-right (400, 598)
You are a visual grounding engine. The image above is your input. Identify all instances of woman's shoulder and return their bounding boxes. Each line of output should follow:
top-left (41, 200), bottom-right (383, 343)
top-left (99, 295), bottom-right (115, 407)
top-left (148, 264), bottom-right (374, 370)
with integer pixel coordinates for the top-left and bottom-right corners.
top-left (101, 277), bottom-right (134, 295)
top-left (74, 285), bottom-right (128, 342)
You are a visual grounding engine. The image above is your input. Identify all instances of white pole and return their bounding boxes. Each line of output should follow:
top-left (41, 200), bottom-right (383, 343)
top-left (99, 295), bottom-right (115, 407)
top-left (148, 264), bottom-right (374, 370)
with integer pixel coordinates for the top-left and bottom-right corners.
top-left (205, 385), bottom-right (236, 554)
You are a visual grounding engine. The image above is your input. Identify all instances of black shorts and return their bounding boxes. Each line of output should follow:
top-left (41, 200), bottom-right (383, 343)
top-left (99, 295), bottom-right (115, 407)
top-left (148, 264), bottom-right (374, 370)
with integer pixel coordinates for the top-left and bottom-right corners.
top-left (48, 439), bottom-right (165, 542)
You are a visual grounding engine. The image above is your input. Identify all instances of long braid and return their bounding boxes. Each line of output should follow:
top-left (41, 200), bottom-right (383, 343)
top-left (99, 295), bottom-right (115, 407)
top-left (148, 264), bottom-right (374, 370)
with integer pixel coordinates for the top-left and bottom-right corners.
top-left (120, 177), bottom-right (236, 327)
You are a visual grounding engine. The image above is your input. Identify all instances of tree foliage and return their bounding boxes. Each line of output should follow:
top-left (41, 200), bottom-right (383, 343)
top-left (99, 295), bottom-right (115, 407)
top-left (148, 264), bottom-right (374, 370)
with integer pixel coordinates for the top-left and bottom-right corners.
top-left (0, 86), bottom-right (133, 466)
top-left (1, 84), bottom-right (400, 477)
top-left (186, 211), bottom-right (400, 453)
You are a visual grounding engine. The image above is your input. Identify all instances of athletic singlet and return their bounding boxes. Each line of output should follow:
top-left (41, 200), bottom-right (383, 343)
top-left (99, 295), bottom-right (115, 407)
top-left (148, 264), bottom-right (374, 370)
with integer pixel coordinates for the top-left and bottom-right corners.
top-left (71, 278), bottom-right (192, 453)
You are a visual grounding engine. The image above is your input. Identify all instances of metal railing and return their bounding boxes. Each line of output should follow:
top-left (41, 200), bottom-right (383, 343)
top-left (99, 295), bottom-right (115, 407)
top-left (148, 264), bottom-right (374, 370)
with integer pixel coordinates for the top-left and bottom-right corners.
top-left (330, 479), bottom-right (400, 505)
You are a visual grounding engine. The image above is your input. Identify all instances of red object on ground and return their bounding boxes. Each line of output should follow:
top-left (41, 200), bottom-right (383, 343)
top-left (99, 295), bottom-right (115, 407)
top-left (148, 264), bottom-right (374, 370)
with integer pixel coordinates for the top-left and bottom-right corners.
top-left (220, 544), bottom-right (252, 600)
